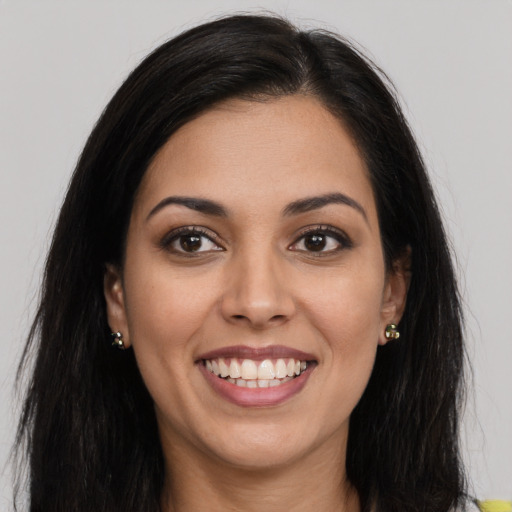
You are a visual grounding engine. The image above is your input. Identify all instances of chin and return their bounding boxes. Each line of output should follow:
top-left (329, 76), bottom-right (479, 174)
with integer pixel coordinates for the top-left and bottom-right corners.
top-left (213, 438), bottom-right (308, 470)
top-left (199, 419), bottom-right (341, 472)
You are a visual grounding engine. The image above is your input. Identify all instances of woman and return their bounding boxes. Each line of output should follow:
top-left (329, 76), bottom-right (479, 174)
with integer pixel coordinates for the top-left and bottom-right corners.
top-left (15, 14), bottom-right (471, 512)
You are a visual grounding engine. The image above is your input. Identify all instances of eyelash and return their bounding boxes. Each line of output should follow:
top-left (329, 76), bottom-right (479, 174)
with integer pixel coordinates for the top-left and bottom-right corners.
top-left (159, 226), bottom-right (224, 255)
top-left (159, 225), bottom-right (352, 256)
top-left (289, 225), bottom-right (352, 255)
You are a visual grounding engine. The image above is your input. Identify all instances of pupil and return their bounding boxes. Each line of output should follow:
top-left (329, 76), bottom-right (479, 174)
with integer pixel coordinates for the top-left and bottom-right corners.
top-left (181, 235), bottom-right (202, 252)
top-left (305, 234), bottom-right (326, 251)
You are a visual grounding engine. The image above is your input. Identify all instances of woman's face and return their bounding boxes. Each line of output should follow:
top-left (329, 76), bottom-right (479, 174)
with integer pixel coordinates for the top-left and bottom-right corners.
top-left (105, 95), bottom-right (407, 471)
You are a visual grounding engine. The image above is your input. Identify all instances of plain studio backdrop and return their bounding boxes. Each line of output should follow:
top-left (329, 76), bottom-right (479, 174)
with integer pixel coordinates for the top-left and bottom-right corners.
top-left (1, 0), bottom-right (511, 508)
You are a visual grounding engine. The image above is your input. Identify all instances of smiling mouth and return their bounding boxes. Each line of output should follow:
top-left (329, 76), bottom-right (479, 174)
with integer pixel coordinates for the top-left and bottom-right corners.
top-left (203, 357), bottom-right (308, 388)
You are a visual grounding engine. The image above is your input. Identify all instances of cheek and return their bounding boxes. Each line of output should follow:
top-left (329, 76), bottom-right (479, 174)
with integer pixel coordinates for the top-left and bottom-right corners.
top-left (121, 267), bottom-right (221, 428)
top-left (121, 261), bottom-right (222, 413)
top-left (124, 261), bottom-right (218, 346)
top-left (299, 266), bottom-right (384, 406)
top-left (301, 265), bottom-right (385, 350)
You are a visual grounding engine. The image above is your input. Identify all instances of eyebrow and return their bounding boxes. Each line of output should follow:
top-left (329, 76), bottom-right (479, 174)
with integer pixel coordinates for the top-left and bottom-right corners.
top-left (146, 192), bottom-right (368, 223)
top-left (146, 196), bottom-right (228, 221)
top-left (282, 193), bottom-right (368, 222)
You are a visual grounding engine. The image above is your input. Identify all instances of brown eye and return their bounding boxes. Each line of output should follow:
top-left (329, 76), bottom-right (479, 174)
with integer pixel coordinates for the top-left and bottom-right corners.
top-left (180, 235), bottom-right (203, 252)
top-left (289, 226), bottom-right (351, 255)
top-left (163, 228), bottom-right (223, 255)
top-left (304, 234), bottom-right (327, 251)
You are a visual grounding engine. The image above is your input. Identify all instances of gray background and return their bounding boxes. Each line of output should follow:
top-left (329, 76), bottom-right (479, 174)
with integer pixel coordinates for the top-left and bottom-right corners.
top-left (1, 0), bottom-right (511, 507)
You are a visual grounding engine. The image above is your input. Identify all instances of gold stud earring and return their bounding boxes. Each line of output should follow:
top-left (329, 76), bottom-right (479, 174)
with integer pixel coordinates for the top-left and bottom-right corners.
top-left (111, 331), bottom-right (126, 349)
top-left (385, 324), bottom-right (400, 341)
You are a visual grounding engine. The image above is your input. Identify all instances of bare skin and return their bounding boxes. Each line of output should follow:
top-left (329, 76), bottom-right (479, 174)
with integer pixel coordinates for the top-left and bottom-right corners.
top-left (161, 425), bottom-right (357, 512)
top-left (104, 95), bottom-right (408, 512)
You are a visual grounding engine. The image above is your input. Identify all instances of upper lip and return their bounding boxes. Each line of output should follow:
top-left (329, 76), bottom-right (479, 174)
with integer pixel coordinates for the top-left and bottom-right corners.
top-left (196, 345), bottom-right (316, 362)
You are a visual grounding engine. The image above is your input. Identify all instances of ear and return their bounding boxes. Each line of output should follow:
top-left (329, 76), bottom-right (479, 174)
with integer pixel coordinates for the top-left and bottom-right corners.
top-left (379, 247), bottom-right (411, 345)
top-left (104, 263), bottom-right (131, 348)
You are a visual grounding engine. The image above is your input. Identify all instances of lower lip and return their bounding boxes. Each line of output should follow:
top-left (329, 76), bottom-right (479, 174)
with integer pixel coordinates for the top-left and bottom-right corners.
top-left (198, 363), bottom-right (314, 407)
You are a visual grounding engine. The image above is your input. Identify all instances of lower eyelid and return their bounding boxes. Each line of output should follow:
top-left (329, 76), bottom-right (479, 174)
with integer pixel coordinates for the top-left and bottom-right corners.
top-left (289, 227), bottom-right (351, 251)
top-left (173, 235), bottom-right (221, 252)
top-left (290, 236), bottom-right (342, 251)
top-left (160, 227), bottom-right (223, 251)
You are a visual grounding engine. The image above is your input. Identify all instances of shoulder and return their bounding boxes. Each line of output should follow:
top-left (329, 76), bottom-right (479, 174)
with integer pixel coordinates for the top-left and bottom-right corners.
top-left (474, 501), bottom-right (512, 512)
top-left (457, 500), bottom-right (512, 512)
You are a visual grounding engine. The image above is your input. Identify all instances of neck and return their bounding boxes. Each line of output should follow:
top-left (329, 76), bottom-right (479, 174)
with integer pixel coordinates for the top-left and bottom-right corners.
top-left (160, 433), bottom-right (360, 512)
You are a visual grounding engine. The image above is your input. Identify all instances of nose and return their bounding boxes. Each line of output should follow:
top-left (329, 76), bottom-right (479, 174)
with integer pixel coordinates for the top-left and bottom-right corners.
top-left (220, 248), bottom-right (295, 329)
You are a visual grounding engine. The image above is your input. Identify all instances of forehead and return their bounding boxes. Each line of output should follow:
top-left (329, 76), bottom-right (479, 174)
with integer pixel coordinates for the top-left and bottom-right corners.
top-left (135, 95), bottom-right (376, 221)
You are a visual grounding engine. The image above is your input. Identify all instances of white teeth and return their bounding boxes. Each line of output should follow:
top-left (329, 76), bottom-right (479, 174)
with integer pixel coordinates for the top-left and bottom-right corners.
top-left (257, 359), bottom-right (275, 379)
top-left (219, 358), bottom-right (229, 377)
top-left (205, 356), bottom-right (310, 385)
top-left (275, 359), bottom-right (287, 378)
top-left (286, 359), bottom-right (295, 377)
top-left (232, 378), bottom-right (289, 388)
top-left (228, 376), bottom-right (298, 388)
top-left (241, 359), bottom-right (258, 380)
top-left (229, 359), bottom-right (241, 378)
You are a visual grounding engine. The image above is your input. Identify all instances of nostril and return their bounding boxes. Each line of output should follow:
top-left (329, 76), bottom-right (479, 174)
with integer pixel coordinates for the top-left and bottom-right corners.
top-left (270, 314), bottom-right (286, 322)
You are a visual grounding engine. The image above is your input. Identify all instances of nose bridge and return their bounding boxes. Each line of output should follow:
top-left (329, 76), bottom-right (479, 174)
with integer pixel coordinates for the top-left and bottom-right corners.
top-left (221, 241), bottom-right (294, 327)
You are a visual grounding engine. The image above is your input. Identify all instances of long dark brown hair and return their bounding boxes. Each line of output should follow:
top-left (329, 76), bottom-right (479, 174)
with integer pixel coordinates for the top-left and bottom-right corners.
top-left (15, 14), bottom-right (468, 512)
